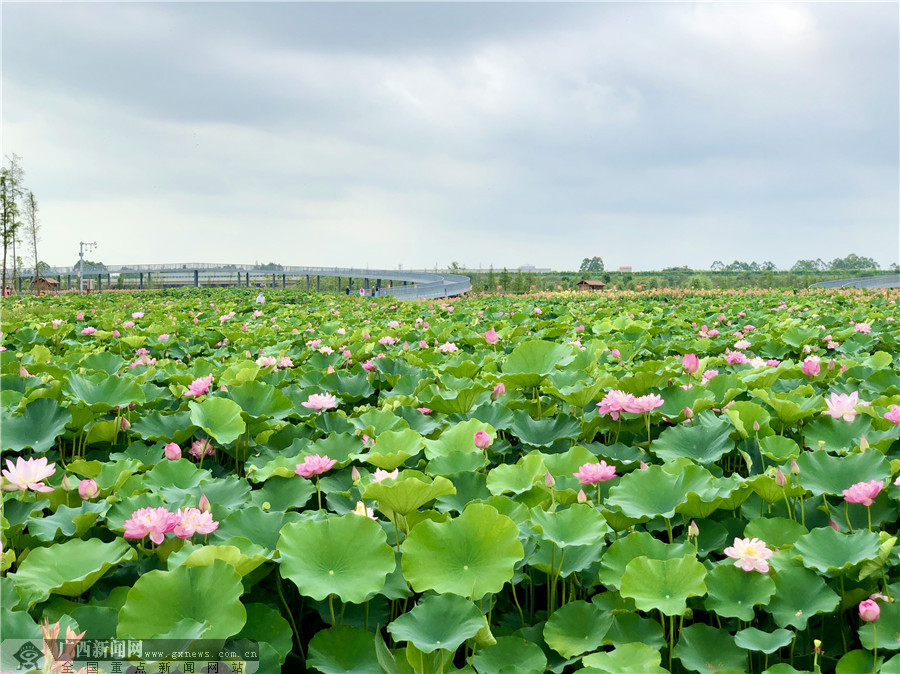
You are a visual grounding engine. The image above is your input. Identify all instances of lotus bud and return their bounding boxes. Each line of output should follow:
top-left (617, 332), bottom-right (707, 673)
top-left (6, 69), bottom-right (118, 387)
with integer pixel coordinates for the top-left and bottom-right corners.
top-left (828, 519), bottom-right (840, 531)
top-left (119, 417), bottom-right (131, 431)
top-left (752, 420), bottom-right (759, 432)
top-left (860, 435), bottom-right (869, 451)
top-left (687, 520), bottom-right (699, 539)
top-left (817, 441), bottom-right (826, 451)
top-left (492, 383), bottom-right (506, 400)
top-left (577, 489), bottom-right (587, 504)
top-left (813, 639), bottom-right (822, 655)
top-left (859, 599), bottom-right (881, 622)
top-left (351, 466), bottom-right (361, 484)
top-left (544, 471), bottom-right (555, 488)
top-left (828, 358), bottom-right (836, 371)
top-left (164, 443), bottom-right (181, 461)
top-left (78, 479), bottom-right (99, 500)
top-left (198, 494), bottom-right (211, 513)
top-left (62, 475), bottom-right (74, 492)
top-left (683, 407), bottom-right (693, 420)
top-left (790, 459), bottom-right (800, 476)
top-left (640, 462), bottom-right (649, 470)
top-left (775, 468), bottom-right (786, 487)
top-left (473, 431), bottom-right (492, 450)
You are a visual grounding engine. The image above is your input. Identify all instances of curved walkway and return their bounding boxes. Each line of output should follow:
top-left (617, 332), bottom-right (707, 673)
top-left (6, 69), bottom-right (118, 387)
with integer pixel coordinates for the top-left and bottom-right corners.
top-left (810, 274), bottom-right (900, 289)
top-left (17, 264), bottom-right (471, 300)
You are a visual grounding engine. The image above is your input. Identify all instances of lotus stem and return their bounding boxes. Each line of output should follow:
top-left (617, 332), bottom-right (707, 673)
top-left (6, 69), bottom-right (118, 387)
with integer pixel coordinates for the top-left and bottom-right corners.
top-left (664, 517), bottom-right (673, 544)
top-left (873, 624), bottom-right (878, 673)
top-left (844, 501), bottom-right (854, 534)
top-left (328, 593), bottom-right (336, 626)
top-left (866, 505), bottom-right (872, 532)
top-left (276, 571), bottom-right (304, 660)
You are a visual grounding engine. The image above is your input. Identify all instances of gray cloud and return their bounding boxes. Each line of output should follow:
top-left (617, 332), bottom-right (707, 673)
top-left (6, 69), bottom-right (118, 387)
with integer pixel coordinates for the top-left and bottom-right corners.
top-left (4, 2), bottom-right (897, 271)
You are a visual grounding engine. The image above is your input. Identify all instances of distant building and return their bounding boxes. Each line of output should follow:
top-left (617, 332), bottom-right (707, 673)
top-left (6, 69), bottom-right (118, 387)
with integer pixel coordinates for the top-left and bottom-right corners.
top-left (576, 280), bottom-right (606, 292)
top-left (618, 266), bottom-right (633, 272)
top-left (33, 277), bottom-right (60, 293)
top-left (518, 265), bottom-right (552, 272)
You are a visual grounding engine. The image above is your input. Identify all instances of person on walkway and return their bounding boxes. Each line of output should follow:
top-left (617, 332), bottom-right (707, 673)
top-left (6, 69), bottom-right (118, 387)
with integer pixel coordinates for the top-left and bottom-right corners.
top-left (255, 291), bottom-right (265, 304)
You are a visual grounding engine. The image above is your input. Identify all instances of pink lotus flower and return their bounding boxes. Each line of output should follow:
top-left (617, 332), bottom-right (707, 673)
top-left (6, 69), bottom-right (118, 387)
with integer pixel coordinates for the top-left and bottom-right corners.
top-left (164, 443), bottom-right (181, 460)
top-left (842, 480), bottom-right (882, 506)
top-left (379, 336), bottom-right (397, 346)
top-left (189, 438), bottom-right (215, 459)
top-left (418, 340), bottom-right (428, 348)
top-left (492, 383), bottom-right (506, 400)
top-left (131, 311), bottom-right (144, 319)
top-left (78, 479), bottom-right (99, 500)
top-left (372, 468), bottom-right (399, 482)
top-left (627, 394), bottom-right (664, 414)
top-left (702, 369), bottom-right (719, 381)
top-left (854, 322), bottom-right (872, 334)
top-left (766, 359), bottom-right (781, 367)
top-left (597, 389), bottom-right (635, 421)
top-left (173, 507), bottom-right (219, 538)
top-left (802, 356), bottom-right (821, 377)
top-left (302, 393), bottom-right (338, 411)
top-left (533, 307), bottom-right (542, 315)
top-left (296, 454), bottom-right (337, 478)
top-left (256, 355), bottom-right (277, 367)
top-left (682, 354), bottom-right (700, 374)
top-left (723, 537), bottom-right (773, 573)
top-left (417, 407), bottom-right (432, 414)
top-left (76, 312), bottom-right (85, 320)
top-left (80, 327), bottom-right (97, 335)
top-left (437, 342), bottom-right (459, 353)
top-left (859, 599), bottom-right (880, 622)
top-left (184, 374), bottom-right (214, 398)
top-left (824, 391), bottom-right (864, 423)
top-left (158, 333), bottom-right (170, 341)
top-left (362, 359), bottom-right (376, 371)
top-left (123, 506), bottom-right (178, 544)
top-left (19, 366), bottom-right (35, 378)
top-left (278, 356), bottom-right (294, 368)
top-left (725, 351), bottom-right (749, 365)
top-left (123, 320), bottom-right (135, 329)
top-left (473, 431), bottom-right (492, 449)
top-left (2, 457), bottom-right (56, 492)
top-left (573, 460), bottom-right (617, 485)
top-left (484, 328), bottom-right (499, 344)
top-left (884, 405), bottom-right (900, 425)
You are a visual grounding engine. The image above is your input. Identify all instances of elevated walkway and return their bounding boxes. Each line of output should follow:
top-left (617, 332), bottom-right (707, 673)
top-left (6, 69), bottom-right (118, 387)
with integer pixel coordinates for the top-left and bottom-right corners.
top-left (810, 275), bottom-right (900, 289)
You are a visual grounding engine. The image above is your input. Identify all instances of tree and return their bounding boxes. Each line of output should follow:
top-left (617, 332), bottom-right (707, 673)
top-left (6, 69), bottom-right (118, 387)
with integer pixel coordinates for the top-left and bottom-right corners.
top-left (23, 191), bottom-right (40, 285)
top-left (499, 267), bottom-right (511, 292)
top-left (1, 154), bottom-right (25, 293)
top-left (486, 265), bottom-right (495, 291)
top-left (828, 254), bottom-right (879, 271)
top-left (791, 258), bottom-right (827, 272)
top-left (73, 259), bottom-right (107, 272)
top-left (710, 260), bottom-right (725, 271)
top-left (579, 256), bottom-right (604, 273)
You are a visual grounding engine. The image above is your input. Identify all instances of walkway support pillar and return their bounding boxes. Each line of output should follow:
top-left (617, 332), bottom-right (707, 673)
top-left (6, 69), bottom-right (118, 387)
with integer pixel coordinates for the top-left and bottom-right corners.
top-left (282, 274), bottom-right (286, 289)
top-left (139, 273), bottom-right (144, 289)
top-left (306, 275), bottom-right (310, 291)
top-left (316, 276), bottom-right (320, 292)
top-left (194, 269), bottom-right (199, 287)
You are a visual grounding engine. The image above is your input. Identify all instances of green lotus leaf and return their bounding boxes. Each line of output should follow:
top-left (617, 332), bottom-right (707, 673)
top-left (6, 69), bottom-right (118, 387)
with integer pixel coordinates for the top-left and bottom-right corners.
top-left (651, 411), bottom-right (735, 464)
top-left (425, 385), bottom-right (487, 414)
top-left (598, 531), bottom-right (692, 589)
top-left (388, 593), bottom-right (483, 654)
top-left (509, 410), bottom-right (581, 448)
top-left (65, 372), bottom-right (145, 411)
top-left (1, 398), bottom-right (71, 453)
top-left (311, 432), bottom-right (364, 464)
top-left (224, 380), bottom-right (294, 419)
top-left (607, 463), bottom-right (716, 519)
top-left (501, 340), bottom-right (575, 388)
top-left (529, 540), bottom-right (605, 578)
top-left (321, 370), bottom-right (376, 402)
top-left (213, 507), bottom-right (301, 553)
top-left (620, 555), bottom-right (707, 616)
top-left (277, 514), bottom-right (395, 603)
top-left (705, 564), bottom-right (777, 620)
top-left (249, 475), bottom-right (314, 512)
top-left (472, 636), bottom-right (547, 674)
top-left (795, 449), bottom-right (891, 496)
top-left (435, 471), bottom-right (491, 514)
top-left (602, 611), bottom-right (665, 649)
top-left (766, 560), bottom-right (840, 629)
top-left (11, 538), bottom-right (136, 608)
top-left (402, 503), bottom-right (523, 599)
top-left (189, 396), bottom-right (246, 445)
top-left (360, 428), bottom-right (424, 470)
top-left (725, 401), bottom-right (773, 438)
top-left (81, 351), bottom-right (126, 374)
top-left (836, 650), bottom-right (880, 674)
top-left (804, 416), bottom-right (874, 455)
top-left (529, 504), bottom-right (610, 548)
top-left (859, 602), bottom-right (900, 651)
top-left (423, 418), bottom-right (494, 460)
top-left (233, 603), bottom-right (294, 672)
top-left (117, 560), bottom-right (246, 639)
top-left (674, 624), bottom-right (746, 673)
top-left (351, 408), bottom-right (409, 436)
top-left (307, 626), bottom-right (381, 673)
top-left (582, 643), bottom-right (667, 674)
top-left (751, 388), bottom-right (823, 425)
top-left (487, 452), bottom-right (546, 495)
top-left (363, 472), bottom-right (456, 518)
top-left (130, 410), bottom-right (196, 444)
top-left (744, 517), bottom-right (808, 549)
top-left (178, 544), bottom-right (268, 577)
top-left (542, 600), bottom-right (612, 658)
top-left (759, 435), bottom-right (802, 462)
top-left (27, 501), bottom-right (105, 542)
top-left (792, 527), bottom-right (881, 574)
top-left (545, 378), bottom-right (607, 409)
top-left (734, 627), bottom-right (794, 654)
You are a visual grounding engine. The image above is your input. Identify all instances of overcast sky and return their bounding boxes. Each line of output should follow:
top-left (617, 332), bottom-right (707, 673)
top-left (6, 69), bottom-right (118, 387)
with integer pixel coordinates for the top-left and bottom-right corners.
top-left (3, 2), bottom-right (898, 272)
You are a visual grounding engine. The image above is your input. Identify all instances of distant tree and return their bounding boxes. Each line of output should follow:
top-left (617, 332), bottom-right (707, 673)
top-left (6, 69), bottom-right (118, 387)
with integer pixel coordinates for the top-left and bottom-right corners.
top-left (499, 267), bottom-right (511, 292)
top-left (890, 262), bottom-right (899, 272)
top-left (662, 265), bottom-right (692, 272)
top-left (23, 191), bottom-right (40, 284)
top-left (74, 259), bottom-right (107, 272)
top-left (1, 154), bottom-right (25, 292)
top-left (828, 254), bottom-right (879, 271)
top-left (761, 261), bottom-right (777, 271)
top-left (710, 260), bottom-right (725, 271)
top-left (486, 265), bottom-right (495, 290)
top-left (791, 258), bottom-right (827, 272)
top-left (579, 256), bottom-right (604, 273)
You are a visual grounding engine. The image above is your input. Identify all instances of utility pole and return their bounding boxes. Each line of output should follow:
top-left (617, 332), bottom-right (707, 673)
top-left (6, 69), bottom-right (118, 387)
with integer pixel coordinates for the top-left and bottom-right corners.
top-left (79, 241), bottom-right (97, 294)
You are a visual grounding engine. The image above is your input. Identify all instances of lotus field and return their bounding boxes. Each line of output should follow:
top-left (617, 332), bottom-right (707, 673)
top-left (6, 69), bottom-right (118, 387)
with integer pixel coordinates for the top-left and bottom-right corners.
top-left (4, 287), bottom-right (900, 674)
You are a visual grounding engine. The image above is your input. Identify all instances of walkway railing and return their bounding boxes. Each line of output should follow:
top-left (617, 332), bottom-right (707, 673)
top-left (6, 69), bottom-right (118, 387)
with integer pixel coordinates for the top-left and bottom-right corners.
top-left (810, 275), bottom-right (900, 289)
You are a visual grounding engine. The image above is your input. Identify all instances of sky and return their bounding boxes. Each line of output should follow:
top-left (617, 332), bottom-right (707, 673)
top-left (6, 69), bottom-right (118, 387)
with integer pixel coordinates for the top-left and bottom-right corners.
top-left (3, 1), bottom-right (899, 273)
